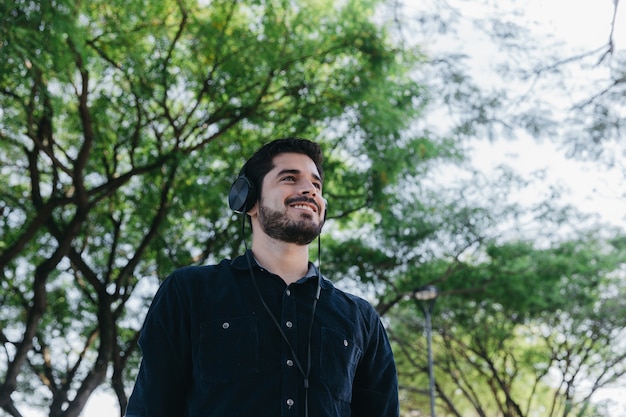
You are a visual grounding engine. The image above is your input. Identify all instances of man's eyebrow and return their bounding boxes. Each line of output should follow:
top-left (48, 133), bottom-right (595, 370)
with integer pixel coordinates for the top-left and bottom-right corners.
top-left (276, 169), bottom-right (322, 183)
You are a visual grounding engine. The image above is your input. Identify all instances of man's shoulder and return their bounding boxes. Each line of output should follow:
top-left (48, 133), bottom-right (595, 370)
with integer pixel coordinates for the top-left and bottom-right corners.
top-left (174, 260), bottom-right (228, 274)
top-left (322, 279), bottom-right (378, 314)
top-left (165, 259), bottom-right (234, 288)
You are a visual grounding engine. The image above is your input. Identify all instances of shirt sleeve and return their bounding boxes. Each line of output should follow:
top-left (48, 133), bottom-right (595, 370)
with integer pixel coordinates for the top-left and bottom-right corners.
top-left (351, 310), bottom-right (400, 417)
top-left (125, 274), bottom-right (191, 417)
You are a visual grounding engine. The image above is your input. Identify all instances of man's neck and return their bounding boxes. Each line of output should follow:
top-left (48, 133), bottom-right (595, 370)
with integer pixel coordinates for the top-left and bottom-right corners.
top-left (250, 234), bottom-right (310, 285)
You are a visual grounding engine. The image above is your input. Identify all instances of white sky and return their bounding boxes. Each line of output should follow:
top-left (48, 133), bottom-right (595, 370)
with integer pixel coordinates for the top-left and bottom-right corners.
top-left (442, 0), bottom-right (626, 230)
top-left (495, 0), bottom-right (626, 227)
top-left (21, 1), bottom-right (626, 416)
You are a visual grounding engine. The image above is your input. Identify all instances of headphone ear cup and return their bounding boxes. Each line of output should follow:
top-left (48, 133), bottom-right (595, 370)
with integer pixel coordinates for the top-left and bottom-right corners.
top-left (228, 176), bottom-right (256, 213)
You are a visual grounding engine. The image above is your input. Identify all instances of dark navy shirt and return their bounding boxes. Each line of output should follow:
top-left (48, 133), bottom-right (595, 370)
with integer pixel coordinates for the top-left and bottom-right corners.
top-left (126, 251), bottom-right (399, 417)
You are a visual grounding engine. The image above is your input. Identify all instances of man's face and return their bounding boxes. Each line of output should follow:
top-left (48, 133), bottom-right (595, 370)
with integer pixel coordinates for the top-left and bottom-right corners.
top-left (251, 152), bottom-right (326, 245)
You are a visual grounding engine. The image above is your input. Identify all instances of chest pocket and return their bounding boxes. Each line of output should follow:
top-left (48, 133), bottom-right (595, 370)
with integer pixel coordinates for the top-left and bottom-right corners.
top-left (198, 317), bottom-right (259, 383)
top-left (320, 326), bottom-right (362, 403)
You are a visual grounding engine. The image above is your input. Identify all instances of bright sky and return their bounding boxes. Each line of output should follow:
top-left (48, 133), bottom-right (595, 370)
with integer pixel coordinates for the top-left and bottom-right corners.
top-left (21, 1), bottom-right (626, 416)
top-left (407, 0), bottom-right (626, 235)
top-left (451, 0), bottom-right (626, 230)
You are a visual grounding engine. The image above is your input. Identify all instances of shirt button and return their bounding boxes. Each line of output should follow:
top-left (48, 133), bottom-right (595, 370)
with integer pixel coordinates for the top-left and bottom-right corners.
top-left (286, 359), bottom-right (294, 366)
top-left (343, 339), bottom-right (349, 347)
top-left (285, 321), bottom-right (293, 328)
top-left (286, 399), bottom-right (294, 407)
top-left (222, 322), bottom-right (230, 329)
top-left (286, 289), bottom-right (291, 296)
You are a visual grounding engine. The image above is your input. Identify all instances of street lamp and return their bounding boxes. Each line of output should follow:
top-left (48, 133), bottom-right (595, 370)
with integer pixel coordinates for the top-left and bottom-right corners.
top-left (414, 285), bottom-right (439, 417)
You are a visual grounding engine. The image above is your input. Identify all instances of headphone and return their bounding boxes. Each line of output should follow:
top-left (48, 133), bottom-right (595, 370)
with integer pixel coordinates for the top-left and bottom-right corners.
top-left (228, 175), bottom-right (257, 214)
top-left (228, 174), bottom-right (328, 219)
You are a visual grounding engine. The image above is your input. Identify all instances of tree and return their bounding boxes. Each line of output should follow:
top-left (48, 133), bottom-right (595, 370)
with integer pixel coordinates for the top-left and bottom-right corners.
top-left (377, 3), bottom-right (626, 412)
top-left (386, 230), bottom-right (626, 417)
top-left (0, 0), bottom-right (429, 415)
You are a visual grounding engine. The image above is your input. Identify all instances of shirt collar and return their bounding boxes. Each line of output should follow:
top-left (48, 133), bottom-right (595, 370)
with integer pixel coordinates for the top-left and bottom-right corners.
top-left (231, 250), bottom-right (319, 281)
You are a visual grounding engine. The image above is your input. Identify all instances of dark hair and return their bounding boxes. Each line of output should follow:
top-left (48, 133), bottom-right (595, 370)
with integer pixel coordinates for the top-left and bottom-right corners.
top-left (240, 137), bottom-right (324, 199)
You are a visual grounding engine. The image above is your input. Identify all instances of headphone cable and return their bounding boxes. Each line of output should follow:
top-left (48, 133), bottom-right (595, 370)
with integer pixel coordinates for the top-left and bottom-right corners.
top-left (240, 214), bottom-right (321, 417)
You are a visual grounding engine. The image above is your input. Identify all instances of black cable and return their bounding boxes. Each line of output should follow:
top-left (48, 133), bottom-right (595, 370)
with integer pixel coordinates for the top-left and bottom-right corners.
top-left (240, 214), bottom-right (321, 417)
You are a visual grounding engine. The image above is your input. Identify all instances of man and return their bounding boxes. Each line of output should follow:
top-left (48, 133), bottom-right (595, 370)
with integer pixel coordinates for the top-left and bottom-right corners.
top-left (125, 137), bottom-right (399, 417)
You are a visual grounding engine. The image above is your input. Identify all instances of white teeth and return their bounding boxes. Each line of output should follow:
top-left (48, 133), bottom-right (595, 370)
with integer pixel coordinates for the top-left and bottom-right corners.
top-left (293, 204), bottom-right (314, 212)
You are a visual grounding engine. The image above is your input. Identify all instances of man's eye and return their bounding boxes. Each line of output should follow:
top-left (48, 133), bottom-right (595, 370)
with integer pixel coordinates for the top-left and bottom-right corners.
top-left (282, 176), bottom-right (296, 182)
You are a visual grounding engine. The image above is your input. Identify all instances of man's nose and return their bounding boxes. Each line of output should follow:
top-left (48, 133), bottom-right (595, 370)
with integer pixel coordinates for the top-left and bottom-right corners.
top-left (300, 179), bottom-right (318, 195)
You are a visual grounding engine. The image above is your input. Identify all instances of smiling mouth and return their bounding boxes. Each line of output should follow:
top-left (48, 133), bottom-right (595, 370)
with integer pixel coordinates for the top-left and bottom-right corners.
top-left (290, 203), bottom-right (317, 213)
top-left (286, 197), bottom-right (320, 214)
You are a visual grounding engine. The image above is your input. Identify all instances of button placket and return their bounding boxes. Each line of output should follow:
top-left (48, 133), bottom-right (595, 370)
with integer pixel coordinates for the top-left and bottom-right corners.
top-left (281, 283), bottom-right (299, 415)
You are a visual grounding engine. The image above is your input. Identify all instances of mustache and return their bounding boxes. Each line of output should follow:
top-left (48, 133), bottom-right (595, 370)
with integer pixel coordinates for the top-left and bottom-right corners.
top-left (285, 196), bottom-right (321, 212)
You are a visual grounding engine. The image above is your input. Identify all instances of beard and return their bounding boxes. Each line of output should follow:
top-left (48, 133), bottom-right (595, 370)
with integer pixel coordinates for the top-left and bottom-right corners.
top-left (258, 199), bottom-right (324, 245)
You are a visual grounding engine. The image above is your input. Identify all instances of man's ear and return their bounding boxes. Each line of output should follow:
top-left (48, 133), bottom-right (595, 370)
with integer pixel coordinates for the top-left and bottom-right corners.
top-left (247, 201), bottom-right (259, 217)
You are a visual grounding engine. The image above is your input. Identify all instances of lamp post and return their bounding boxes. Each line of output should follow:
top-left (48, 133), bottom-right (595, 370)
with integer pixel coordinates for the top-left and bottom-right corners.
top-left (414, 285), bottom-right (439, 417)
